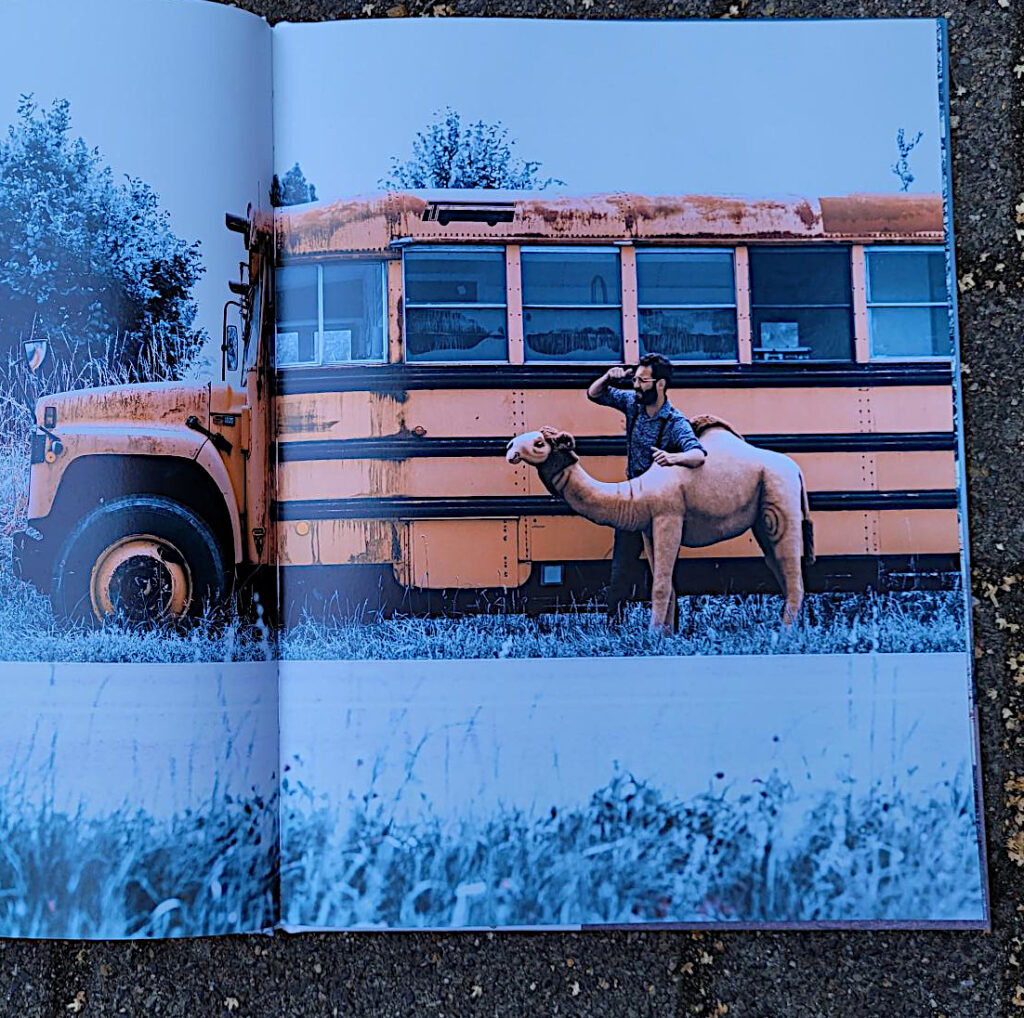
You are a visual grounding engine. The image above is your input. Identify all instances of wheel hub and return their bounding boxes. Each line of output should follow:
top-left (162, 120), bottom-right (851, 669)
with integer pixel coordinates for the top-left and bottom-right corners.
top-left (90, 535), bottom-right (192, 623)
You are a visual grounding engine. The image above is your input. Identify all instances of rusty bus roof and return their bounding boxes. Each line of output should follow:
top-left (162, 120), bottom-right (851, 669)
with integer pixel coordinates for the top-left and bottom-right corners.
top-left (275, 192), bottom-right (944, 257)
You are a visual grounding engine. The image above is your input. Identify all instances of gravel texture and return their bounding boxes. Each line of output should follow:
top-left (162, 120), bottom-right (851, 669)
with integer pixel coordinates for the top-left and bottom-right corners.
top-left (3, 1), bottom-right (1021, 1015)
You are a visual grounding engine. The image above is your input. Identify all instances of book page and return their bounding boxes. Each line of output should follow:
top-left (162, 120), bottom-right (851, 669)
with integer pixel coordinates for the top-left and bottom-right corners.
top-left (272, 17), bottom-right (986, 930)
top-left (0, 0), bottom-right (279, 937)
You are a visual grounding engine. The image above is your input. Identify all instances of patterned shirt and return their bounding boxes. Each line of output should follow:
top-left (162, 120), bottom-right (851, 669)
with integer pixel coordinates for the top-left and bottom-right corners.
top-left (591, 388), bottom-right (706, 479)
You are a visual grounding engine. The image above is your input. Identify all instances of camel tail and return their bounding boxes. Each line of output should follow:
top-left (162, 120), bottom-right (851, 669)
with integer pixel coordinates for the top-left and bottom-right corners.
top-left (800, 474), bottom-right (815, 566)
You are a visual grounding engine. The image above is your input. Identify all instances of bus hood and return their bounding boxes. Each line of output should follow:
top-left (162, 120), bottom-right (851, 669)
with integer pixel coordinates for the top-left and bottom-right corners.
top-left (34, 381), bottom-right (212, 430)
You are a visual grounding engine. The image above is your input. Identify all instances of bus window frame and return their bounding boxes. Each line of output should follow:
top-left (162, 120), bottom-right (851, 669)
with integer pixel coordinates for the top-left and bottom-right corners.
top-left (864, 244), bottom-right (952, 363)
top-left (748, 243), bottom-right (856, 364)
top-left (274, 258), bottom-right (388, 369)
top-left (520, 244), bottom-right (625, 365)
top-left (634, 246), bottom-right (740, 365)
top-left (401, 244), bottom-right (510, 365)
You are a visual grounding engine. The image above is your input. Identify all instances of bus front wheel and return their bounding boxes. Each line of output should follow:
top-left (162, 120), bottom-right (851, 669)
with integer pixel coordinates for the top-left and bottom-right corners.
top-left (52, 495), bottom-right (229, 625)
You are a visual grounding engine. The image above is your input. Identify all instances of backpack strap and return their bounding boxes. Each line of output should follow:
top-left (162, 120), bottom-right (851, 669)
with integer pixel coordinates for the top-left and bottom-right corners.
top-left (626, 399), bottom-right (639, 452)
top-left (655, 417), bottom-right (668, 449)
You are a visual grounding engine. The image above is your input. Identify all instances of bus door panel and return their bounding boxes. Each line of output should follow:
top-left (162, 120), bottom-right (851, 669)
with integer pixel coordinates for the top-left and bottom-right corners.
top-left (524, 517), bottom-right (613, 563)
top-left (277, 518), bottom-right (399, 568)
top-left (400, 519), bottom-right (526, 589)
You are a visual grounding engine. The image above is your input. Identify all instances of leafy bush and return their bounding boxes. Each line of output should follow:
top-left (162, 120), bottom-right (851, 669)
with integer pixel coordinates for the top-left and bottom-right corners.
top-left (0, 96), bottom-right (204, 385)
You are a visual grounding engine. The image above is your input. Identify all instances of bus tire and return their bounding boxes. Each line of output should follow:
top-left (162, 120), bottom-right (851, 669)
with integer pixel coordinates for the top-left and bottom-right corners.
top-left (52, 495), bottom-right (229, 626)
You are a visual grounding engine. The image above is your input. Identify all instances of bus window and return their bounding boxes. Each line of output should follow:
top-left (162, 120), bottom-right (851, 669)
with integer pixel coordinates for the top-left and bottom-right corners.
top-left (636, 249), bottom-right (737, 361)
top-left (275, 264), bottom-right (318, 366)
top-left (322, 261), bottom-right (386, 363)
top-left (404, 247), bottom-right (507, 362)
top-left (276, 261), bottom-right (386, 365)
top-left (749, 247), bottom-right (853, 362)
top-left (522, 247), bottom-right (622, 362)
top-left (866, 247), bottom-right (950, 358)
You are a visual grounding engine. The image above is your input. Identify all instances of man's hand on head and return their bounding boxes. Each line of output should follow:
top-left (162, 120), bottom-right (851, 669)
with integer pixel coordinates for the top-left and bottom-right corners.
top-left (588, 365), bottom-right (632, 400)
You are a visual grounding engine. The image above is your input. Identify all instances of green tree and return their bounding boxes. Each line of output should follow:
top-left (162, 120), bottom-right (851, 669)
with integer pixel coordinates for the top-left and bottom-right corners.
top-left (380, 107), bottom-right (563, 190)
top-left (0, 95), bottom-right (205, 383)
top-left (270, 162), bottom-right (318, 207)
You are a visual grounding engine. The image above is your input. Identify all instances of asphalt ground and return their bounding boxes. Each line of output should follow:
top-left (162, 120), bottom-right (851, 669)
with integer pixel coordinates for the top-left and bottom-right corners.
top-left (2, 1), bottom-right (1021, 1014)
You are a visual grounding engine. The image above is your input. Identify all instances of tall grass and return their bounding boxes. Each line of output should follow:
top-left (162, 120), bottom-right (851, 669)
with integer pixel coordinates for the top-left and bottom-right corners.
top-left (0, 783), bottom-right (279, 938)
top-left (281, 588), bottom-right (967, 660)
top-left (281, 766), bottom-right (983, 928)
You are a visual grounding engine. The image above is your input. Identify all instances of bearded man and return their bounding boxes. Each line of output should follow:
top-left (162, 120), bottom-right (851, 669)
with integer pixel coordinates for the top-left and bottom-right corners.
top-left (587, 353), bottom-right (707, 625)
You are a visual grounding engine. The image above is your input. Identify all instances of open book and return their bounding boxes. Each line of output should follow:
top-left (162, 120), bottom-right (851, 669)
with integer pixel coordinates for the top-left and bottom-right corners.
top-left (0, 0), bottom-right (987, 936)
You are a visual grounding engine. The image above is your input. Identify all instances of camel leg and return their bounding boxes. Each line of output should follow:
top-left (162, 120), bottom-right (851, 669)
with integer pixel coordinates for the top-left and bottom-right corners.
top-left (643, 529), bottom-right (678, 634)
top-left (650, 514), bottom-right (684, 635)
top-left (775, 548), bottom-right (805, 625)
top-left (755, 478), bottom-right (806, 626)
top-left (751, 521), bottom-right (785, 593)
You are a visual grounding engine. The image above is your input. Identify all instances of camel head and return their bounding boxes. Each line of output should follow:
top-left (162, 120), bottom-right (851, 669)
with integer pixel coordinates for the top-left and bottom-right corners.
top-left (505, 427), bottom-right (577, 466)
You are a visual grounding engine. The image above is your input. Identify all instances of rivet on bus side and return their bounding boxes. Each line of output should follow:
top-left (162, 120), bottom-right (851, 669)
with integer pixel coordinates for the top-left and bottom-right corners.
top-left (295, 521), bottom-right (310, 536)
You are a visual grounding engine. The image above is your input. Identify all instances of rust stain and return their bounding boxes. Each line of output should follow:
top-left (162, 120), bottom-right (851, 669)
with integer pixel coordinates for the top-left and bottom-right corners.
top-left (820, 193), bottom-right (942, 237)
top-left (40, 381), bottom-right (209, 426)
top-left (276, 191), bottom-right (944, 255)
top-left (278, 193), bottom-right (427, 256)
top-left (366, 459), bottom-right (405, 498)
top-left (276, 407), bottom-right (339, 435)
top-left (794, 200), bottom-right (817, 230)
top-left (367, 393), bottom-right (401, 438)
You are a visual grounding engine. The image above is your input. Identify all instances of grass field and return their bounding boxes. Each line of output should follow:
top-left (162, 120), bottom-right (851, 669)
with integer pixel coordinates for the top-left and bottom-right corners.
top-left (0, 560), bottom-right (967, 661)
top-left (0, 524), bottom-right (967, 662)
top-left (0, 759), bottom-right (983, 935)
top-left (281, 765), bottom-right (984, 928)
top-left (281, 588), bottom-right (967, 660)
top-left (0, 781), bottom-right (279, 938)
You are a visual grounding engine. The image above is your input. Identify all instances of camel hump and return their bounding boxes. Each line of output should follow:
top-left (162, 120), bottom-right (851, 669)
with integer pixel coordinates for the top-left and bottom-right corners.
top-left (689, 414), bottom-right (744, 441)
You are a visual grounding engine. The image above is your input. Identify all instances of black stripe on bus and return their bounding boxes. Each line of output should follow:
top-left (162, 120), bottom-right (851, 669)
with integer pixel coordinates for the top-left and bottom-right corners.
top-left (274, 489), bottom-right (959, 521)
top-left (275, 361), bottom-right (953, 395)
top-left (277, 432), bottom-right (957, 462)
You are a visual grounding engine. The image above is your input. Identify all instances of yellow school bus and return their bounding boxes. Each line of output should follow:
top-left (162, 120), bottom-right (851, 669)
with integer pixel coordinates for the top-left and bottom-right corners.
top-left (13, 192), bottom-right (963, 623)
top-left (273, 191), bottom-right (961, 619)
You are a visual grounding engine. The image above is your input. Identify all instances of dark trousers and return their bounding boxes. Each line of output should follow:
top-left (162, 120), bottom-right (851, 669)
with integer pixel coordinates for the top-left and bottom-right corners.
top-left (606, 528), bottom-right (648, 621)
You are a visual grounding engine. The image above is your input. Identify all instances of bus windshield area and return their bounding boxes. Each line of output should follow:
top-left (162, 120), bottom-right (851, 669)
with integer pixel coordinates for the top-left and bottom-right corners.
top-left (240, 274), bottom-right (263, 376)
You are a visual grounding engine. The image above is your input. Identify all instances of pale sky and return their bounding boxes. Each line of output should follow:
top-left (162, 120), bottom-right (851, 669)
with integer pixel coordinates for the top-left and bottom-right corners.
top-left (0, 6), bottom-right (946, 374)
top-left (273, 18), bottom-right (945, 200)
top-left (1, 0), bottom-right (273, 372)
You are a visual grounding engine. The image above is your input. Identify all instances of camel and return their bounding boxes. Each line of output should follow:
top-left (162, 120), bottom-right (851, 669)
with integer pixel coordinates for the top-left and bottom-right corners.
top-left (505, 417), bottom-right (815, 634)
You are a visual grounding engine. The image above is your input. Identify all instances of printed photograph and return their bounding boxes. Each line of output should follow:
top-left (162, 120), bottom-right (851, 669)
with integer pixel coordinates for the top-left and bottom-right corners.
top-left (270, 17), bottom-right (987, 928)
top-left (0, 0), bottom-right (279, 938)
top-left (0, 4), bottom-right (986, 933)
top-left (0, 661), bottom-right (279, 938)
top-left (1, 0), bottom-right (273, 661)
top-left (270, 18), bottom-right (967, 662)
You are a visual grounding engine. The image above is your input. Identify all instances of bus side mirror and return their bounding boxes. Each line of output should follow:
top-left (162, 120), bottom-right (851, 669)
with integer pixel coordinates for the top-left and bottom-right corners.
top-left (223, 324), bottom-right (239, 373)
top-left (23, 340), bottom-right (48, 373)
